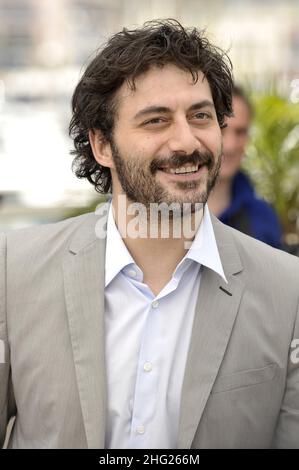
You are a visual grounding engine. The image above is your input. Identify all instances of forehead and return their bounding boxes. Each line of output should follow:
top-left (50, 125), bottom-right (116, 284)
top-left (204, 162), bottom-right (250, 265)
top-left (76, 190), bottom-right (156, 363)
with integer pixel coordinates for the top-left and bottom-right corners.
top-left (115, 64), bottom-right (214, 116)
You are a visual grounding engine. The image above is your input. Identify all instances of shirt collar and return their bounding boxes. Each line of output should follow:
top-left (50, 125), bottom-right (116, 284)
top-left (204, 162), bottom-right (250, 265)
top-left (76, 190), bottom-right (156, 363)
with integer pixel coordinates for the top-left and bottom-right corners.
top-left (184, 204), bottom-right (227, 282)
top-left (105, 203), bottom-right (136, 287)
top-left (105, 202), bottom-right (227, 288)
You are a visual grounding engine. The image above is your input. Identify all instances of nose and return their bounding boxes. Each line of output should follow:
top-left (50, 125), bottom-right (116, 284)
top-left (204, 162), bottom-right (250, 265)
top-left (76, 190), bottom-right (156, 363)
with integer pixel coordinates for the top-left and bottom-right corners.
top-left (166, 118), bottom-right (199, 155)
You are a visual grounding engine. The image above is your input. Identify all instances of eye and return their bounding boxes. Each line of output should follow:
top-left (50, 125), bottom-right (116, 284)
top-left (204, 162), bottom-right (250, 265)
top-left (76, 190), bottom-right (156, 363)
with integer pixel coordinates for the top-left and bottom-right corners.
top-left (236, 128), bottom-right (248, 137)
top-left (193, 111), bottom-right (212, 120)
top-left (143, 117), bottom-right (166, 125)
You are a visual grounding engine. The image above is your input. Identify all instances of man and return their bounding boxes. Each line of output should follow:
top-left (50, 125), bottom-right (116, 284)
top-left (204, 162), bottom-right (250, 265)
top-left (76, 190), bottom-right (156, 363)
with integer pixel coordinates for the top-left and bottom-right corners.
top-left (208, 85), bottom-right (282, 248)
top-left (1, 20), bottom-right (299, 449)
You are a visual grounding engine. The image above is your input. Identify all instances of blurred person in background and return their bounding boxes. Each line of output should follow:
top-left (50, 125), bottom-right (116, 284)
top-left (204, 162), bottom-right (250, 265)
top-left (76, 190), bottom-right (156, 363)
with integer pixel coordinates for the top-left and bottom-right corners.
top-left (208, 85), bottom-right (283, 248)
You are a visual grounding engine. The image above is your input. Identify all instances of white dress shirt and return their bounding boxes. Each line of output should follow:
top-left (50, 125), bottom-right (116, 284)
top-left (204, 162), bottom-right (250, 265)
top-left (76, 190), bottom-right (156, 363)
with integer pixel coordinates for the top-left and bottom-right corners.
top-left (104, 203), bottom-right (226, 449)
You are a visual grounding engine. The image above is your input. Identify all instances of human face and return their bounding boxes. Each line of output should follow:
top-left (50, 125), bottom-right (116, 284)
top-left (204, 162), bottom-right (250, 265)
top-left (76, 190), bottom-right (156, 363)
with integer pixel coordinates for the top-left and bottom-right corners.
top-left (220, 96), bottom-right (251, 180)
top-left (108, 64), bottom-right (222, 207)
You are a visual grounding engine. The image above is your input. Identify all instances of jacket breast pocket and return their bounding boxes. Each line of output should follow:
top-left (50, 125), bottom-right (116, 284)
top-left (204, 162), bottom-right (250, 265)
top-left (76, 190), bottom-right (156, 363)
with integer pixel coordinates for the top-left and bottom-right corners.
top-left (211, 363), bottom-right (277, 394)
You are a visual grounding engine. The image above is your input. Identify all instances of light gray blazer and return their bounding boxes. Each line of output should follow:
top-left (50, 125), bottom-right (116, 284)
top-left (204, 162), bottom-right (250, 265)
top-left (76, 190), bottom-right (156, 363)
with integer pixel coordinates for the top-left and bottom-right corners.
top-left (0, 209), bottom-right (299, 449)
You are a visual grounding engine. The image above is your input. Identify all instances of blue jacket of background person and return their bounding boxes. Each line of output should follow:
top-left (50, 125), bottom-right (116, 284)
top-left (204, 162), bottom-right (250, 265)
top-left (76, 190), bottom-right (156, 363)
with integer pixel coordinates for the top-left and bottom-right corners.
top-left (219, 171), bottom-right (282, 249)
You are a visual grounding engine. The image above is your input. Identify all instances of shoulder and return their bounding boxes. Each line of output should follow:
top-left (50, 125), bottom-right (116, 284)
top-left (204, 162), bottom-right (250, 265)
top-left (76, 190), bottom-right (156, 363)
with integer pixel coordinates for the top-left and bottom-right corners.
top-left (213, 216), bottom-right (299, 285)
top-left (2, 211), bottom-right (100, 261)
top-left (216, 220), bottom-right (299, 345)
top-left (247, 196), bottom-right (280, 222)
top-left (235, 172), bottom-right (280, 225)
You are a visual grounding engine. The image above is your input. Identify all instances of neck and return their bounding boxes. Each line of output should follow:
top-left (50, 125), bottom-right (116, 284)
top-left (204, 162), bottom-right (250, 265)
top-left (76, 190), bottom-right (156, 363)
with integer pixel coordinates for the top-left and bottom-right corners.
top-left (208, 177), bottom-right (232, 217)
top-left (111, 194), bottom-right (204, 294)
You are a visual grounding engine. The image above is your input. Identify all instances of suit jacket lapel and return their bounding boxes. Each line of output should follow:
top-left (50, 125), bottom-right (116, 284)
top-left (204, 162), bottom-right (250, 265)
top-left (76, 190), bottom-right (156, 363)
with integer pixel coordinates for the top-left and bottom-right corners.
top-left (63, 210), bottom-right (108, 449)
top-left (178, 216), bottom-right (245, 448)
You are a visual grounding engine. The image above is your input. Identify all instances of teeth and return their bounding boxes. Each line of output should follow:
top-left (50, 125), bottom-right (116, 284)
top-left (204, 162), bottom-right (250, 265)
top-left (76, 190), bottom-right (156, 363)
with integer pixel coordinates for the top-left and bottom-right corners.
top-left (169, 165), bottom-right (198, 174)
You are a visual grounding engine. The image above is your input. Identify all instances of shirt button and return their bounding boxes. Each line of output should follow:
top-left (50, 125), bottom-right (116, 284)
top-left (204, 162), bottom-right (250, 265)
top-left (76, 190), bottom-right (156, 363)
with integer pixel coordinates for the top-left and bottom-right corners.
top-left (128, 269), bottom-right (137, 278)
top-left (151, 300), bottom-right (159, 308)
top-left (143, 362), bottom-right (153, 372)
top-left (136, 425), bottom-right (145, 434)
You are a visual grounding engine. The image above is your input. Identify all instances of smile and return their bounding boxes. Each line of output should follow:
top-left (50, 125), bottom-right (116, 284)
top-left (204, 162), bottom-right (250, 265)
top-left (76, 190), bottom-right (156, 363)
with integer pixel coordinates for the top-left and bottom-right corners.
top-left (157, 163), bottom-right (207, 180)
top-left (161, 164), bottom-right (200, 174)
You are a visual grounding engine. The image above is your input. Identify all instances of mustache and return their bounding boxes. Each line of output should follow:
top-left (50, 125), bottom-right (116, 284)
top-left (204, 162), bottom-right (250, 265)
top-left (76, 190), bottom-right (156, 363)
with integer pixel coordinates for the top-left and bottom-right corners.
top-left (150, 150), bottom-right (214, 174)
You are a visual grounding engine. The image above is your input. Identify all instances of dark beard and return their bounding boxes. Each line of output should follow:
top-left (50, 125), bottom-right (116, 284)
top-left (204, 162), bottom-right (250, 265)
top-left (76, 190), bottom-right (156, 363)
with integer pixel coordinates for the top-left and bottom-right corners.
top-left (110, 140), bottom-right (222, 210)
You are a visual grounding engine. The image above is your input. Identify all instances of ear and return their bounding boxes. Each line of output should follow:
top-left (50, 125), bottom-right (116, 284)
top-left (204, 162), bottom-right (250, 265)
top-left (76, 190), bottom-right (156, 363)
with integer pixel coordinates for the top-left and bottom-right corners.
top-left (88, 129), bottom-right (115, 170)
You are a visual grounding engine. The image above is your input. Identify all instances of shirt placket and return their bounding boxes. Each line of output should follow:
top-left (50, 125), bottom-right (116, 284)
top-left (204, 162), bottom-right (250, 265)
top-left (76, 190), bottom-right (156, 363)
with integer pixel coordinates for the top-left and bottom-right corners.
top-left (128, 296), bottom-right (163, 448)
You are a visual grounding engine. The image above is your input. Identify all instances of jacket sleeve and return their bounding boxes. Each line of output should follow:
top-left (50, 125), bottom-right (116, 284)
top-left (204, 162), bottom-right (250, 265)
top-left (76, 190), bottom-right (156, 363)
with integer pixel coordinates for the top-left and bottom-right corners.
top-left (272, 295), bottom-right (299, 448)
top-left (0, 232), bottom-right (16, 448)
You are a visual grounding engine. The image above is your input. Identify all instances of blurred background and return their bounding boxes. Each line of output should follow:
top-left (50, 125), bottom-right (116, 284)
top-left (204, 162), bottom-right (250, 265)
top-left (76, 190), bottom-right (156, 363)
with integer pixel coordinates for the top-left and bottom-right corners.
top-left (0, 0), bottom-right (298, 250)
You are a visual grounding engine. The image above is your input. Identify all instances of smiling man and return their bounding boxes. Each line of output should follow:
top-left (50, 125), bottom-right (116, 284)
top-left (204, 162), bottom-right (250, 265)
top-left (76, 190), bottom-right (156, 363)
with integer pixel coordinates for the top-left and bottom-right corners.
top-left (90, 65), bottom-right (222, 208)
top-left (88, 62), bottom-right (225, 295)
top-left (1, 19), bottom-right (299, 449)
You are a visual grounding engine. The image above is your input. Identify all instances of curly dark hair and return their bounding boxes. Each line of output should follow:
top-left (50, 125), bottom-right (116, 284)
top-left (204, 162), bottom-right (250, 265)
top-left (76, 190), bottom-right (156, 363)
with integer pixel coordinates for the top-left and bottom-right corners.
top-left (69, 19), bottom-right (234, 194)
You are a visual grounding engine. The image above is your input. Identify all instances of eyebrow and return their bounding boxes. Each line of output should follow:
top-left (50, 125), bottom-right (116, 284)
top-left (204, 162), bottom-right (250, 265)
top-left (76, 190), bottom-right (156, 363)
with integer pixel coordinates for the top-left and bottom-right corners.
top-left (133, 100), bottom-right (215, 120)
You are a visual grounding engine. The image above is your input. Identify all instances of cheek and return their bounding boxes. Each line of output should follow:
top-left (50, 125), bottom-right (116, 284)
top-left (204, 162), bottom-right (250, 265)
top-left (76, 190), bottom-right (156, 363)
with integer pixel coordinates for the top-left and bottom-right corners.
top-left (204, 128), bottom-right (222, 154)
top-left (117, 133), bottom-right (161, 161)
